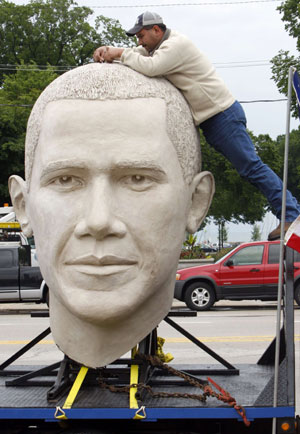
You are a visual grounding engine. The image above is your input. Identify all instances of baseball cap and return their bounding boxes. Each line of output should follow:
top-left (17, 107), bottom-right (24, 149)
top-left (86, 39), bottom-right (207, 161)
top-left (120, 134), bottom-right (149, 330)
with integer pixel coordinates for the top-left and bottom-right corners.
top-left (126, 11), bottom-right (164, 36)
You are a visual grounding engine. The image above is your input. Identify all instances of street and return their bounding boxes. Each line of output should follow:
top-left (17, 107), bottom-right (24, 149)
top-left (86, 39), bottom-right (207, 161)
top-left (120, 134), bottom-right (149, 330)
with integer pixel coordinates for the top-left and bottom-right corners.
top-left (0, 300), bottom-right (299, 416)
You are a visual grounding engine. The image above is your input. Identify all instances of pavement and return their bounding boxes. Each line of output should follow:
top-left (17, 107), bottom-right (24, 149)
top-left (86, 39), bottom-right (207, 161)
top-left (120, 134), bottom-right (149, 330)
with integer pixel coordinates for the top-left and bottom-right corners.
top-left (0, 302), bottom-right (48, 314)
top-left (0, 299), bottom-right (282, 315)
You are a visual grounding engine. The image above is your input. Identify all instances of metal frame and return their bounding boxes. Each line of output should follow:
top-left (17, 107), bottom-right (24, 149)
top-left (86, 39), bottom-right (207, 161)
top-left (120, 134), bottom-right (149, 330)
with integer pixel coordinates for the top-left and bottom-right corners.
top-left (0, 308), bottom-right (238, 396)
top-left (257, 246), bottom-right (295, 416)
top-left (164, 316), bottom-right (238, 374)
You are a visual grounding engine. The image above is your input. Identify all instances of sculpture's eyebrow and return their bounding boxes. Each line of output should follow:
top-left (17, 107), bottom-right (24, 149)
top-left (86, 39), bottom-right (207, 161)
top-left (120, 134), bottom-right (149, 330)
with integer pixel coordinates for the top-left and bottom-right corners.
top-left (39, 159), bottom-right (167, 180)
top-left (40, 160), bottom-right (88, 181)
top-left (111, 159), bottom-right (167, 176)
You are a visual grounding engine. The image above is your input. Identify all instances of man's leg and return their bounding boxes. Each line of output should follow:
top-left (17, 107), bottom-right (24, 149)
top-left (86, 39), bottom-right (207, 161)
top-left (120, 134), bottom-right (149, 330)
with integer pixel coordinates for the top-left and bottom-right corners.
top-left (200, 101), bottom-right (300, 238)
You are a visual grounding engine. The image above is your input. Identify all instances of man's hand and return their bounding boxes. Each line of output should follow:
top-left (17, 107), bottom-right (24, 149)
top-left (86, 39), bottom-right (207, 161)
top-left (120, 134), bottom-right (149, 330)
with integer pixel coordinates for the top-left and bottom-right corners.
top-left (93, 46), bottom-right (107, 63)
top-left (93, 46), bottom-right (124, 63)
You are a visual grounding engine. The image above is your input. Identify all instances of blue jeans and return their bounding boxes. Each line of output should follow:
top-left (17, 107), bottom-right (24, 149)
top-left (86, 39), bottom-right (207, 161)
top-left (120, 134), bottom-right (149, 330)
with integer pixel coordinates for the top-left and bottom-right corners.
top-left (200, 101), bottom-right (300, 221)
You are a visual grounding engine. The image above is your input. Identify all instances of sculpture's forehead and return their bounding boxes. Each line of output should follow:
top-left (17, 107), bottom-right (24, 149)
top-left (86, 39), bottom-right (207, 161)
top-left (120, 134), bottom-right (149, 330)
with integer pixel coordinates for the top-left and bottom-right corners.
top-left (41, 97), bottom-right (168, 130)
top-left (37, 98), bottom-right (169, 151)
top-left (32, 97), bottom-right (183, 178)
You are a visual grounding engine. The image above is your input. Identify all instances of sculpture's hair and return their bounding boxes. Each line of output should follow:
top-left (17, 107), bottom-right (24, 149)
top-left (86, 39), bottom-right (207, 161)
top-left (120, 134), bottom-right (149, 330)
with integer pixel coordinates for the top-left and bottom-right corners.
top-left (25, 63), bottom-right (201, 186)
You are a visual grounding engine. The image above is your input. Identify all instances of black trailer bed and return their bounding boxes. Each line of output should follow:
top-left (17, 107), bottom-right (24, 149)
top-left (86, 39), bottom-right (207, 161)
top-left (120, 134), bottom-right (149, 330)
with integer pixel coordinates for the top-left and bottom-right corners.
top-left (0, 359), bottom-right (294, 418)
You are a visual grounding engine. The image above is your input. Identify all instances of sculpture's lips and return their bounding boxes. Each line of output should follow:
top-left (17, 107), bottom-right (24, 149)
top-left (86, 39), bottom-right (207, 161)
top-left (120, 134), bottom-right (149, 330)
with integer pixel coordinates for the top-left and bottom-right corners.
top-left (64, 254), bottom-right (138, 279)
top-left (65, 254), bottom-right (138, 266)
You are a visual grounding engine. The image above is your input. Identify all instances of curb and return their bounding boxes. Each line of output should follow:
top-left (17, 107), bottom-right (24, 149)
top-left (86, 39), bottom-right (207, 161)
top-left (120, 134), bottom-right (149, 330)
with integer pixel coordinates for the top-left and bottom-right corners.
top-left (0, 308), bottom-right (49, 315)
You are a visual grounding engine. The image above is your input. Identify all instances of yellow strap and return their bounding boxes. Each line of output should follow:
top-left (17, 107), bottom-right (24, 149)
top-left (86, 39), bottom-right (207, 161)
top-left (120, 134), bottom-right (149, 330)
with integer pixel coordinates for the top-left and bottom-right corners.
top-left (129, 346), bottom-right (139, 409)
top-left (55, 366), bottom-right (89, 419)
top-left (63, 366), bottom-right (88, 409)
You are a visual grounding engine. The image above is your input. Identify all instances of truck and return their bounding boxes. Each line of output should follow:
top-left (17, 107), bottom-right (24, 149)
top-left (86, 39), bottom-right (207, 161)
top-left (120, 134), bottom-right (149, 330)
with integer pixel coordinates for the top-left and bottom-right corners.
top-left (0, 244), bottom-right (48, 304)
top-left (175, 240), bottom-right (300, 311)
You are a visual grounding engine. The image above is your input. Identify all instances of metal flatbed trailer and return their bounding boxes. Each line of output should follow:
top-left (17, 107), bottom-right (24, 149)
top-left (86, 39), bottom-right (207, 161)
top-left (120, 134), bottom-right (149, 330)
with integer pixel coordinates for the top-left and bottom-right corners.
top-left (0, 362), bottom-right (296, 433)
top-left (0, 248), bottom-right (298, 434)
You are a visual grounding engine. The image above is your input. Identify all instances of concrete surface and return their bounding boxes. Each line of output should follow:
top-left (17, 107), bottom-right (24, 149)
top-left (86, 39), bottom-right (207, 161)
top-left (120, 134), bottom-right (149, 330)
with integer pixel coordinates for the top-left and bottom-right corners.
top-left (0, 299), bottom-right (281, 314)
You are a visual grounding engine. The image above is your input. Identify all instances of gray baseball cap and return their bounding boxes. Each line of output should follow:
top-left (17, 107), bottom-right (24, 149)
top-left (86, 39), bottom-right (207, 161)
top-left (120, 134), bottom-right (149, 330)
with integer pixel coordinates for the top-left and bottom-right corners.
top-left (126, 11), bottom-right (164, 36)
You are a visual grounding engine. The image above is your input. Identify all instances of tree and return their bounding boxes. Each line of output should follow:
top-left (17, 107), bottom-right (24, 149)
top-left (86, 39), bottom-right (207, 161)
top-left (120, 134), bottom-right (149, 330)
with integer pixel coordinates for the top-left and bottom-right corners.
top-left (221, 223), bottom-right (228, 242)
top-left (275, 127), bottom-right (300, 202)
top-left (95, 15), bottom-right (136, 47)
top-left (251, 224), bottom-right (261, 241)
top-left (0, 0), bottom-right (134, 203)
top-left (0, 63), bottom-right (58, 202)
top-left (201, 131), bottom-right (282, 225)
top-left (271, 0), bottom-right (300, 118)
top-left (216, 219), bottom-right (228, 249)
top-left (0, 0), bottom-right (134, 85)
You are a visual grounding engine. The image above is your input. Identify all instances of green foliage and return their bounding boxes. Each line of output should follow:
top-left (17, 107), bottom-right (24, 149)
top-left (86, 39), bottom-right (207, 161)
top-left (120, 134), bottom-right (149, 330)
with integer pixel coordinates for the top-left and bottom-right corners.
top-left (181, 234), bottom-right (197, 259)
top-left (183, 234), bottom-right (197, 249)
top-left (277, 0), bottom-right (300, 47)
top-left (180, 246), bottom-right (206, 259)
top-left (220, 223), bottom-right (228, 242)
top-left (180, 234), bottom-right (206, 259)
top-left (0, 0), bottom-right (93, 81)
top-left (271, 0), bottom-right (300, 118)
top-left (95, 15), bottom-right (136, 48)
top-left (271, 51), bottom-right (300, 118)
top-left (275, 126), bottom-right (300, 201)
top-left (0, 0), bottom-right (134, 84)
top-left (0, 63), bottom-right (58, 202)
top-left (251, 224), bottom-right (261, 241)
top-left (200, 130), bottom-right (282, 225)
top-left (0, 0), bottom-right (134, 204)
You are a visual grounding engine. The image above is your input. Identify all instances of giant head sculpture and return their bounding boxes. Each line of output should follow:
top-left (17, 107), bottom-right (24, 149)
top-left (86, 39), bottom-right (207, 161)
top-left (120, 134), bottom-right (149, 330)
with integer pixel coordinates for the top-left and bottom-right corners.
top-left (9, 63), bottom-right (214, 368)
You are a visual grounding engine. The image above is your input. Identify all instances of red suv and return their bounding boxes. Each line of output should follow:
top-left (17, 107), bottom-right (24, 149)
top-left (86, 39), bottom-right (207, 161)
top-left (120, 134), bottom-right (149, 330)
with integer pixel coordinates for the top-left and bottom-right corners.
top-left (175, 241), bottom-right (300, 311)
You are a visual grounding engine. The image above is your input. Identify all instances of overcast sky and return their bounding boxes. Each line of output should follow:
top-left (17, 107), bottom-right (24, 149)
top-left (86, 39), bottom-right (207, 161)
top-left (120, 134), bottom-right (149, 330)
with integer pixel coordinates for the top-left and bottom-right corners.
top-left (13, 0), bottom-right (300, 241)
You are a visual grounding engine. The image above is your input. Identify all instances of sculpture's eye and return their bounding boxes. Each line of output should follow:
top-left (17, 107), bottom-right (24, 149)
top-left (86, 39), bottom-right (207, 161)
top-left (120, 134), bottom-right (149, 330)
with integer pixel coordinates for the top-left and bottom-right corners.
top-left (131, 175), bottom-right (145, 183)
top-left (59, 176), bottom-right (73, 185)
top-left (51, 175), bottom-right (83, 190)
top-left (121, 174), bottom-right (155, 191)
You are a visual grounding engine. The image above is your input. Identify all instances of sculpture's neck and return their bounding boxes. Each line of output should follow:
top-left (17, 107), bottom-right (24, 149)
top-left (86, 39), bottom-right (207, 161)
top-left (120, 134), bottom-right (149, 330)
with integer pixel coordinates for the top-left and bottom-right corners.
top-left (49, 287), bottom-right (174, 368)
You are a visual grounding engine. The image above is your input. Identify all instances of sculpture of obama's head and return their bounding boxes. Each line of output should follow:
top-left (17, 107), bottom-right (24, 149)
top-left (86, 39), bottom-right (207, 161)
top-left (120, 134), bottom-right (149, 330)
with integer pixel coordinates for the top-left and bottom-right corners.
top-left (9, 63), bottom-right (214, 368)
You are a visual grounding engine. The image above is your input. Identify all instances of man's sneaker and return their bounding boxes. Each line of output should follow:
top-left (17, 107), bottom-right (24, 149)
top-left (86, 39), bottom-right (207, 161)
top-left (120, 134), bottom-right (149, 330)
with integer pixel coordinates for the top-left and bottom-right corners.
top-left (268, 222), bottom-right (293, 241)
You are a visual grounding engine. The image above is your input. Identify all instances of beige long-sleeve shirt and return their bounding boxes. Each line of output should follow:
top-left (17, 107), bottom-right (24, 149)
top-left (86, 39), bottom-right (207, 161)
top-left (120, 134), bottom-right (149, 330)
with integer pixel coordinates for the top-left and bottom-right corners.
top-left (121, 30), bottom-right (235, 125)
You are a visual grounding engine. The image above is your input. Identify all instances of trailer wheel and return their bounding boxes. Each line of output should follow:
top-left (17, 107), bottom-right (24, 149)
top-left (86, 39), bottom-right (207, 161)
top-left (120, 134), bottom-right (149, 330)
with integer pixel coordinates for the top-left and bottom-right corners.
top-left (295, 283), bottom-right (300, 306)
top-left (184, 282), bottom-right (215, 311)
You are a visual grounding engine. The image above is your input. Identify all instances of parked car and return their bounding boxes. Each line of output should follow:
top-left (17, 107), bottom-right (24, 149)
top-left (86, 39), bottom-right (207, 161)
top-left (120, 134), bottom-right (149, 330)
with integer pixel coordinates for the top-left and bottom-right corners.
top-left (0, 245), bottom-right (48, 304)
top-left (199, 244), bottom-right (217, 253)
top-left (175, 240), bottom-right (300, 311)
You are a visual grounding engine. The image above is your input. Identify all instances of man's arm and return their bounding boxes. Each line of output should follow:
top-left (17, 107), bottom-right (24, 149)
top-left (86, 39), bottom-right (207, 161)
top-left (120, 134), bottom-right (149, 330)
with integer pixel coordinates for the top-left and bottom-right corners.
top-left (120, 43), bottom-right (182, 77)
top-left (93, 46), bottom-right (124, 63)
top-left (93, 37), bottom-right (182, 77)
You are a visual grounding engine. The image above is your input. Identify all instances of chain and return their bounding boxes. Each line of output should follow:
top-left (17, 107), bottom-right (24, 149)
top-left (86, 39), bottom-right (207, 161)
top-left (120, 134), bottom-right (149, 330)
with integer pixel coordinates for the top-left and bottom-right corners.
top-left (98, 352), bottom-right (250, 426)
top-left (98, 380), bottom-right (208, 402)
top-left (98, 353), bottom-right (209, 402)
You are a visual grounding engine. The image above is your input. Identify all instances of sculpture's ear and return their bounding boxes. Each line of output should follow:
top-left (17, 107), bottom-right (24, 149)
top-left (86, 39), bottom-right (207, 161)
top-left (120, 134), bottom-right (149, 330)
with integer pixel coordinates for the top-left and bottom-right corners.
top-left (8, 175), bottom-right (33, 238)
top-left (186, 171), bottom-right (215, 234)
